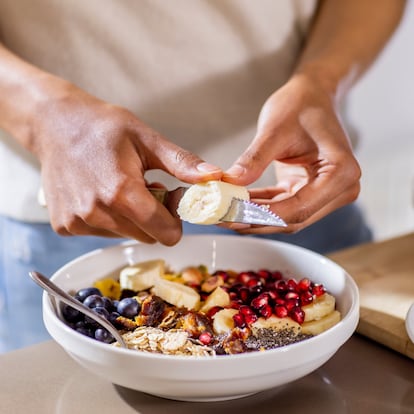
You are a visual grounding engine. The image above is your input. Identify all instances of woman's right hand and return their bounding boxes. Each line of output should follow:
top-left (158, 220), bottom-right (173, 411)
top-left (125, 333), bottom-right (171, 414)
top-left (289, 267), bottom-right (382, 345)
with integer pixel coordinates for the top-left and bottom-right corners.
top-left (30, 79), bottom-right (222, 245)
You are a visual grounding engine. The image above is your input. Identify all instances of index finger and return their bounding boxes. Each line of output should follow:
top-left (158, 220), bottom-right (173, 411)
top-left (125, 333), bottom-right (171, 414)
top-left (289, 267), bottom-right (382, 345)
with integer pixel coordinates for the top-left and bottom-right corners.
top-left (267, 167), bottom-right (360, 226)
top-left (110, 182), bottom-right (183, 246)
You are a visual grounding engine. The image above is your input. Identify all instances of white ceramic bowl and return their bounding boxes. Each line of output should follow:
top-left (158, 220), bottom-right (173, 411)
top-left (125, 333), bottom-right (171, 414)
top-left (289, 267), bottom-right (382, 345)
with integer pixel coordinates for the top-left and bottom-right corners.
top-left (43, 235), bottom-right (359, 402)
top-left (406, 303), bottom-right (414, 343)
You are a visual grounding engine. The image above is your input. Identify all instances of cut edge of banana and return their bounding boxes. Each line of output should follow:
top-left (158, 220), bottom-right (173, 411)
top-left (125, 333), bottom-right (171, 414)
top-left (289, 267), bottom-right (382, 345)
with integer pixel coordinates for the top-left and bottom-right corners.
top-left (177, 180), bottom-right (249, 225)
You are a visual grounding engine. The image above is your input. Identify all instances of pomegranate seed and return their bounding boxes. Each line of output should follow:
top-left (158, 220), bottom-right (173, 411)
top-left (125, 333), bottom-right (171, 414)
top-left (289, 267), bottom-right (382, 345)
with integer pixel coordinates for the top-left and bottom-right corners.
top-left (272, 271), bottom-right (283, 280)
top-left (230, 300), bottom-right (242, 309)
top-left (239, 305), bottom-right (255, 316)
top-left (246, 278), bottom-right (261, 289)
top-left (213, 270), bottom-right (230, 281)
top-left (244, 313), bottom-right (258, 325)
top-left (267, 290), bottom-right (278, 301)
top-left (257, 269), bottom-right (272, 280)
top-left (259, 304), bottom-right (273, 319)
top-left (237, 272), bottom-right (252, 285)
top-left (274, 304), bottom-right (288, 318)
top-left (249, 285), bottom-right (263, 296)
top-left (287, 279), bottom-right (297, 291)
top-left (312, 284), bottom-right (326, 297)
top-left (290, 306), bottom-right (305, 324)
top-left (275, 280), bottom-right (288, 293)
top-left (285, 291), bottom-right (299, 300)
top-left (251, 294), bottom-right (269, 309)
top-left (198, 331), bottom-right (212, 345)
top-left (233, 313), bottom-right (246, 328)
top-left (238, 287), bottom-right (250, 303)
top-left (297, 278), bottom-right (311, 292)
top-left (286, 298), bottom-right (300, 311)
top-left (300, 291), bottom-right (314, 306)
top-left (229, 291), bottom-right (238, 300)
top-left (206, 306), bottom-right (222, 318)
top-left (275, 298), bottom-right (286, 306)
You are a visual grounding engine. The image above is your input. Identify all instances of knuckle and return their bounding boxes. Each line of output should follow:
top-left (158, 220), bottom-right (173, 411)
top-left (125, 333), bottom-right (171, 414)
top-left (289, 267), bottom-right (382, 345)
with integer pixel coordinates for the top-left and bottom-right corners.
top-left (52, 217), bottom-right (78, 235)
top-left (62, 216), bottom-right (82, 234)
top-left (346, 158), bottom-right (362, 182)
top-left (289, 204), bottom-right (313, 224)
top-left (346, 182), bottom-right (361, 203)
top-left (99, 178), bottom-right (130, 208)
top-left (54, 225), bottom-right (70, 236)
top-left (238, 148), bottom-right (264, 169)
top-left (175, 149), bottom-right (199, 165)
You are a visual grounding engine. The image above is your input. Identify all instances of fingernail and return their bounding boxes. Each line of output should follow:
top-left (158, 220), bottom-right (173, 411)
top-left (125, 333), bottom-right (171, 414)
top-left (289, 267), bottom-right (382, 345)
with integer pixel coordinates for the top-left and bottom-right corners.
top-left (196, 162), bottom-right (221, 173)
top-left (225, 164), bottom-right (246, 178)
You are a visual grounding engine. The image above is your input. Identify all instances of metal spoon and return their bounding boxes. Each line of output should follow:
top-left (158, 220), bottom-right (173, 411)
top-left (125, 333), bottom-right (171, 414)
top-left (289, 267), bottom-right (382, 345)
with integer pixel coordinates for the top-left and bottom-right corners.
top-left (29, 271), bottom-right (127, 348)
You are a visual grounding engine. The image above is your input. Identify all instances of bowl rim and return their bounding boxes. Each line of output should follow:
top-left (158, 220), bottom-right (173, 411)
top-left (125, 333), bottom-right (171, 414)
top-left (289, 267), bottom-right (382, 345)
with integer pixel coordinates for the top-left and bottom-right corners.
top-left (406, 302), bottom-right (414, 343)
top-left (43, 234), bottom-right (360, 362)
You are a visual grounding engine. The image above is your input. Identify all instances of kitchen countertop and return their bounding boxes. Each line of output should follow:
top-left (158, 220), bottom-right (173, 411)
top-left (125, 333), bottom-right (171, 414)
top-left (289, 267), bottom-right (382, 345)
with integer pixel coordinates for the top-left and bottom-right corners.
top-left (0, 335), bottom-right (413, 414)
top-left (1, 234), bottom-right (414, 414)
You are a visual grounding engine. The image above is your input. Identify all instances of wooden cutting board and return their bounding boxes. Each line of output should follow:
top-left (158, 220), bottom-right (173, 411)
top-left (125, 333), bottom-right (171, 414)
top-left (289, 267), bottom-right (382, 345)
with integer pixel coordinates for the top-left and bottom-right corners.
top-left (328, 232), bottom-right (414, 360)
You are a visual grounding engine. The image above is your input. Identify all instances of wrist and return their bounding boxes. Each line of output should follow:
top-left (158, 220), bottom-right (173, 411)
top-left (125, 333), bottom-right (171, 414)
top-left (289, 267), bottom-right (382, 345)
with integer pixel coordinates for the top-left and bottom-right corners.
top-left (26, 74), bottom-right (76, 155)
top-left (292, 61), bottom-right (358, 103)
top-left (0, 46), bottom-right (74, 154)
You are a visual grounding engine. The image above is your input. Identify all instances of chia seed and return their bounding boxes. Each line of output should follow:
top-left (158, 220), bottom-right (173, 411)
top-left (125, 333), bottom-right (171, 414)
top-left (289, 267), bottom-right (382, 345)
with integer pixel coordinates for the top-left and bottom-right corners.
top-left (245, 328), bottom-right (313, 351)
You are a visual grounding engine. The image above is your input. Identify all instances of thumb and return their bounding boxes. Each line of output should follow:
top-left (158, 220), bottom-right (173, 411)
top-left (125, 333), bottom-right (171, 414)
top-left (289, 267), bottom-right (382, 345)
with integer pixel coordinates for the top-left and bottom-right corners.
top-left (147, 138), bottom-right (223, 184)
top-left (222, 137), bottom-right (275, 186)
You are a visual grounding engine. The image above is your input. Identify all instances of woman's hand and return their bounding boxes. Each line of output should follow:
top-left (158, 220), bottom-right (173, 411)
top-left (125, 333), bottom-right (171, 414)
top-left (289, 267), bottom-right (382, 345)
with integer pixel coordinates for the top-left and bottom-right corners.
top-left (222, 73), bottom-right (360, 234)
top-left (32, 81), bottom-right (222, 245)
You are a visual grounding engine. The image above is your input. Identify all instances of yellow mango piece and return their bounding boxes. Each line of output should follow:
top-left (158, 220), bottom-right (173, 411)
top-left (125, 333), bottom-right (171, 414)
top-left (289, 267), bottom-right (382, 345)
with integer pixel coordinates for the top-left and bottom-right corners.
top-left (93, 278), bottom-right (121, 300)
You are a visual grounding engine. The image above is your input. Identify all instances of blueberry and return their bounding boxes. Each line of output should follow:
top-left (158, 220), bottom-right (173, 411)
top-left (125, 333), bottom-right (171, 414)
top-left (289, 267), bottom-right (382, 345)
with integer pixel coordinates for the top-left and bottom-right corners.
top-left (93, 306), bottom-right (110, 318)
top-left (74, 321), bottom-right (95, 338)
top-left (94, 328), bottom-right (114, 344)
top-left (108, 311), bottom-right (121, 327)
top-left (102, 296), bottom-right (113, 311)
top-left (75, 287), bottom-right (102, 302)
top-left (75, 319), bottom-right (95, 331)
top-left (85, 306), bottom-right (110, 328)
top-left (83, 294), bottom-right (105, 309)
top-left (61, 304), bottom-right (82, 323)
top-left (117, 297), bottom-right (140, 318)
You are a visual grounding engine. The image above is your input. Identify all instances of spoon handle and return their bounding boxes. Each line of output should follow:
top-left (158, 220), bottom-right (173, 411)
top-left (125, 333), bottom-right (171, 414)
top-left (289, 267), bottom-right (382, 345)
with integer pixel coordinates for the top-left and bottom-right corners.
top-left (29, 271), bottom-right (127, 348)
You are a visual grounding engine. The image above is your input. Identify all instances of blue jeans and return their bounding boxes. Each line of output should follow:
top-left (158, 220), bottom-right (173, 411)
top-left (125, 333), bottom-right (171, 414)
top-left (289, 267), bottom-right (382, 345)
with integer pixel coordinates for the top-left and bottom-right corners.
top-left (0, 203), bottom-right (372, 353)
top-left (0, 224), bottom-right (122, 353)
top-left (183, 202), bottom-right (373, 255)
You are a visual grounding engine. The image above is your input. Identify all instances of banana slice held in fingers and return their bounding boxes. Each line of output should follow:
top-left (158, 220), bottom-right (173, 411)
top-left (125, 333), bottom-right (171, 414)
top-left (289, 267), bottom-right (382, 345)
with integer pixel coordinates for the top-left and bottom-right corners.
top-left (177, 180), bottom-right (249, 225)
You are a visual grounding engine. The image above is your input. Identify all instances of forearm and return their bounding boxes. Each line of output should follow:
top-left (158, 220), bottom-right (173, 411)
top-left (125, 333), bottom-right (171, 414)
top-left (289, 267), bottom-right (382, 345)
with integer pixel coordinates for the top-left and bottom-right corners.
top-left (294, 0), bottom-right (406, 99)
top-left (0, 43), bottom-right (70, 153)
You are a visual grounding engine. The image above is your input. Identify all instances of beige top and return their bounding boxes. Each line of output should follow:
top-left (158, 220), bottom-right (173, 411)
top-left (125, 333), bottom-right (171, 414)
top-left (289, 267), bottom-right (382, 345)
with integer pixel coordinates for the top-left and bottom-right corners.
top-left (0, 0), bottom-right (317, 222)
